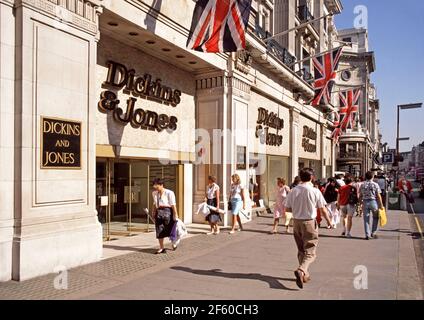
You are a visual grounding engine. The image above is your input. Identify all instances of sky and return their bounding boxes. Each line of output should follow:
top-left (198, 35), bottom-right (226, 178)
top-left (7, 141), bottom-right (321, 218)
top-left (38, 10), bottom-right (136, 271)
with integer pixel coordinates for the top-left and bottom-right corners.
top-left (335, 0), bottom-right (424, 152)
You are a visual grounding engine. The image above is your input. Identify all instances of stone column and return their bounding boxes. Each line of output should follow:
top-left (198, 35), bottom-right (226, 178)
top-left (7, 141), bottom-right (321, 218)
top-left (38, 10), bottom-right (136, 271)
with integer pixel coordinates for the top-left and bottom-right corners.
top-left (11, 0), bottom-right (103, 281)
top-left (0, 0), bottom-right (15, 282)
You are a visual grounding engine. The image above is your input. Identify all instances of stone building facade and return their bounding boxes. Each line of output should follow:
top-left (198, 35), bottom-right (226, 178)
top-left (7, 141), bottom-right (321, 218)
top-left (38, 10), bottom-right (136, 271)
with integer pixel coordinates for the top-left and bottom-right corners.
top-left (1, 0), bottom-right (344, 281)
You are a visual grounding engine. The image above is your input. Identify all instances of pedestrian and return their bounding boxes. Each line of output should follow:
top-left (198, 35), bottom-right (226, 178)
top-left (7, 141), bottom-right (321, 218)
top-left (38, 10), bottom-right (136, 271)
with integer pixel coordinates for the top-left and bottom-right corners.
top-left (205, 176), bottom-right (221, 235)
top-left (375, 174), bottom-right (388, 207)
top-left (228, 174), bottom-right (246, 234)
top-left (323, 178), bottom-right (339, 229)
top-left (270, 178), bottom-right (291, 234)
top-left (353, 177), bottom-right (364, 217)
top-left (337, 177), bottom-right (358, 238)
top-left (290, 176), bottom-right (301, 189)
top-left (359, 171), bottom-right (384, 240)
top-left (397, 176), bottom-right (414, 209)
top-left (285, 168), bottom-right (332, 289)
top-left (336, 174), bottom-right (346, 187)
top-left (152, 178), bottom-right (179, 254)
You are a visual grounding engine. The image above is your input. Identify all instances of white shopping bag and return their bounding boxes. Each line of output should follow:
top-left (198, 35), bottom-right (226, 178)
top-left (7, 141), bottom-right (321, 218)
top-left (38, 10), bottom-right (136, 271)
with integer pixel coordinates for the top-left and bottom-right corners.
top-left (196, 202), bottom-right (210, 216)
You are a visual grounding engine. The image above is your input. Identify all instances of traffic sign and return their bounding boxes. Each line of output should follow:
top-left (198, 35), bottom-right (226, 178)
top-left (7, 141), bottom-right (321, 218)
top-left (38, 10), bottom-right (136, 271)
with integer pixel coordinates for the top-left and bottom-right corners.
top-left (373, 154), bottom-right (382, 165)
top-left (382, 152), bottom-right (395, 164)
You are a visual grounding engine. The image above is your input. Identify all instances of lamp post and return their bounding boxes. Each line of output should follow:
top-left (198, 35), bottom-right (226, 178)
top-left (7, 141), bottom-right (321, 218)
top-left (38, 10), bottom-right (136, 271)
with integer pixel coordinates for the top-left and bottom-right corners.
top-left (395, 103), bottom-right (422, 185)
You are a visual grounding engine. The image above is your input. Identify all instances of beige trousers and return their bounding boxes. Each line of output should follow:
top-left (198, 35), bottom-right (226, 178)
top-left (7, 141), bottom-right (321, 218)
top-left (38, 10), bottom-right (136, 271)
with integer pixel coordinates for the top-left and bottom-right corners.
top-left (293, 219), bottom-right (319, 277)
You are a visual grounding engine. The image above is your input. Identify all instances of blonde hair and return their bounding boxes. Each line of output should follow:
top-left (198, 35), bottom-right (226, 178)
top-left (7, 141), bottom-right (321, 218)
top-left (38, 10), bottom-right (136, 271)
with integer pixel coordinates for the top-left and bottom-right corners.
top-left (277, 177), bottom-right (286, 185)
top-left (231, 174), bottom-right (241, 185)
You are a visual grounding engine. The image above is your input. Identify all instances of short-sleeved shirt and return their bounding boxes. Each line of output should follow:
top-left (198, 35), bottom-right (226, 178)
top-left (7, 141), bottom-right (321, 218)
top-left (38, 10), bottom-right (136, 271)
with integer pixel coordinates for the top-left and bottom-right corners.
top-left (285, 182), bottom-right (327, 220)
top-left (360, 181), bottom-right (381, 201)
top-left (230, 183), bottom-right (244, 200)
top-left (206, 183), bottom-right (220, 200)
top-left (339, 184), bottom-right (353, 206)
top-left (152, 189), bottom-right (176, 208)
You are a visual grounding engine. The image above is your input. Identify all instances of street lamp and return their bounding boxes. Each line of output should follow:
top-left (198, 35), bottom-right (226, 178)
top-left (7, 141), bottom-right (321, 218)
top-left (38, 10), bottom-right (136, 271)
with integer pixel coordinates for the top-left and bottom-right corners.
top-left (395, 103), bottom-right (422, 184)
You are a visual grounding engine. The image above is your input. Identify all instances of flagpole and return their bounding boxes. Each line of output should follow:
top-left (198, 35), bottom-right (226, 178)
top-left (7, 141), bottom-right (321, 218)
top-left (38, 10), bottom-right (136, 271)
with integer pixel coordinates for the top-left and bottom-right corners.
top-left (288, 45), bottom-right (347, 68)
top-left (263, 13), bottom-right (333, 42)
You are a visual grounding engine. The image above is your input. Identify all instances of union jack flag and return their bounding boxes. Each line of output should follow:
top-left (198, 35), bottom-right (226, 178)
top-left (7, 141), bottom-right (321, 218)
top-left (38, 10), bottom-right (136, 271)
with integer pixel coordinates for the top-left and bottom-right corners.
top-left (311, 47), bottom-right (343, 107)
top-left (186, 0), bottom-right (252, 53)
top-left (332, 89), bottom-right (361, 144)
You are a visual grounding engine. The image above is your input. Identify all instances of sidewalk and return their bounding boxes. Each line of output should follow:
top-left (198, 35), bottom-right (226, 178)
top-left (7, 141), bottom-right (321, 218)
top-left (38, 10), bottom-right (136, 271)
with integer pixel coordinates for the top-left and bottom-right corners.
top-left (0, 210), bottom-right (422, 300)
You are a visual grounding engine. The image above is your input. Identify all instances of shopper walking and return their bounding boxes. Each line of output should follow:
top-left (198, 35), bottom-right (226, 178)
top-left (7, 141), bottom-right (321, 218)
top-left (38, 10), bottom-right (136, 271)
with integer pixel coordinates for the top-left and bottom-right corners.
top-left (205, 176), bottom-right (221, 235)
top-left (285, 168), bottom-right (332, 289)
top-left (152, 178), bottom-right (179, 254)
top-left (359, 171), bottom-right (384, 240)
top-left (323, 178), bottom-right (339, 229)
top-left (353, 177), bottom-right (364, 217)
top-left (270, 178), bottom-right (291, 234)
top-left (398, 176), bottom-right (414, 210)
top-left (337, 177), bottom-right (358, 238)
top-left (228, 174), bottom-right (246, 234)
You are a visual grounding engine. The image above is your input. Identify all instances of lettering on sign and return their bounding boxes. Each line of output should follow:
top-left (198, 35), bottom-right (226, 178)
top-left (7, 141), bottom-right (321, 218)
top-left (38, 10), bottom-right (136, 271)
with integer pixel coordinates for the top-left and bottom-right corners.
top-left (41, 117), bottom-right (81, 169)
top-left (99, 61), bottom-right (180, 133)
top-left (302, 126), bottom-right (317, 153)
top-left (255, 108), bottom-right (284, 147)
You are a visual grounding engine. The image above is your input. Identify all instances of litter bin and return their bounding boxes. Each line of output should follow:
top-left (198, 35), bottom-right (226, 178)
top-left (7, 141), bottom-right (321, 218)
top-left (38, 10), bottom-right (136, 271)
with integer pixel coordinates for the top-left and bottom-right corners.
top-left (387, 192), bottom-right (400, 210)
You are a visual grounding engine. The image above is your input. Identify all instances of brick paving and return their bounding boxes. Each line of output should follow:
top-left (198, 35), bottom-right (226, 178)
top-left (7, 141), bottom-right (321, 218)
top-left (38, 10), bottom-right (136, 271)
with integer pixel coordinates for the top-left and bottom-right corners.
top-left (0, 210), bottom-right (422, 300)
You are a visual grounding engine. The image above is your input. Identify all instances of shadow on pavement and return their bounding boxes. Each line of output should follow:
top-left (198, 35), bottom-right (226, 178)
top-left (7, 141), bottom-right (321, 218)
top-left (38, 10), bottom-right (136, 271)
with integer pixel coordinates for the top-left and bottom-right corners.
top-left (170, 266), bottom-right (299, 291)
top-left (317, 234), bottom-right (365, 241)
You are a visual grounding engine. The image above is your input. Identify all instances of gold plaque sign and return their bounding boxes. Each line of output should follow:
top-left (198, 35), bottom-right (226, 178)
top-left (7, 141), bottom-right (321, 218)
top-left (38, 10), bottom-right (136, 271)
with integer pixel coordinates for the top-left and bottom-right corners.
top-left (41, 117), bottom-right (82, 169)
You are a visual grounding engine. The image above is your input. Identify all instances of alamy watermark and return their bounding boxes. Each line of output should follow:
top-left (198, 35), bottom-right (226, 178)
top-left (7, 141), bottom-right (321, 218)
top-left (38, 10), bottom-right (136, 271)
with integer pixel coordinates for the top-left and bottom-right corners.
top-left (354, 5), bottom-right (368, 30)
top-left (53, 266), bottom-right (68, 290)
top-left (353, 265), bottom-right (368, 290)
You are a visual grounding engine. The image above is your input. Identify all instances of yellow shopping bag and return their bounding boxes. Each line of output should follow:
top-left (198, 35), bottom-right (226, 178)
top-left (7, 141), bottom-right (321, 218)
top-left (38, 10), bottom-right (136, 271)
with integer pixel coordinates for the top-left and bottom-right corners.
top-left (379, 208), bottom-right (387, 227)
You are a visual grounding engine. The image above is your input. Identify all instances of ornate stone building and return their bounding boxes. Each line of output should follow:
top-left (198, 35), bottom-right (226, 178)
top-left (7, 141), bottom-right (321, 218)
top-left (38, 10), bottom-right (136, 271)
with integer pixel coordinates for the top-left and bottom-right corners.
top-left (1, 0), bottom-right (343, 281)
top-left (334, 27), bottom-right (381, 176)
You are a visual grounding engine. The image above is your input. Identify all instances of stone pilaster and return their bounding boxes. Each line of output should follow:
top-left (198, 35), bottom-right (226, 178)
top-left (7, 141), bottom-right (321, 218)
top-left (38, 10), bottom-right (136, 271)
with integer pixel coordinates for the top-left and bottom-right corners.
top-left (0, 0), bottom-right (15, 282)
top-left (290, 108), bottom-right (301, 181)
top-left (10, 0), bottom-right (103, 281)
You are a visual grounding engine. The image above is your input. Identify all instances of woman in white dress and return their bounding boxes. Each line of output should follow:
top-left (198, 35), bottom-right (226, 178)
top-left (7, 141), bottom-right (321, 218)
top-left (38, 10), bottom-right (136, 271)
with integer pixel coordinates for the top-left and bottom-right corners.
top-left (271, 178), bottom-right (291, 234)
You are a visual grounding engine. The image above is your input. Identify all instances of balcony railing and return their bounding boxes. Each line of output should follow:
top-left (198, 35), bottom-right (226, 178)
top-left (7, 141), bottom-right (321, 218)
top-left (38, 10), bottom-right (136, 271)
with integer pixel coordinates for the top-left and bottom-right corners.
top-left (338, 151), bottom-right (362, 159)
top-left (296, 68), bottom-right (314, 83)
top-left (254, 24), bottom-right (297, 71)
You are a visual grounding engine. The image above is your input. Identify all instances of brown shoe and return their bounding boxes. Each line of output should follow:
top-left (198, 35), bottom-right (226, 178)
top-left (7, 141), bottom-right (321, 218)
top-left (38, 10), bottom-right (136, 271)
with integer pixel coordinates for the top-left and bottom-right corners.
top-left (294, 269), bottom-right (304, 289)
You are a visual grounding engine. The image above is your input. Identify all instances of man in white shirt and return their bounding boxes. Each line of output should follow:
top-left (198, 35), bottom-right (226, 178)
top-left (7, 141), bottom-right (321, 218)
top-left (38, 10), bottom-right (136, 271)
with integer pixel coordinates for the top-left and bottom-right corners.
top-left (285, 168), bottom-right (332, 289)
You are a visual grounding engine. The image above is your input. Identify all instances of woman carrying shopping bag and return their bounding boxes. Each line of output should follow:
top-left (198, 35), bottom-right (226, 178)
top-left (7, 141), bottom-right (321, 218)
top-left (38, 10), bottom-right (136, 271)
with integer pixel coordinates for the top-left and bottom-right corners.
top-left (152, 178), bottom-right (179, 254)
top-left (205, 176), bottom-right (221, 235)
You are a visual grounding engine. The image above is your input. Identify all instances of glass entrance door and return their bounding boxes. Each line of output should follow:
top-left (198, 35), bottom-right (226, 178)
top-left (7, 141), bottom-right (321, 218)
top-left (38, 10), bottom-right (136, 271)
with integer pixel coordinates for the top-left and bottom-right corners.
top-left (96, 158), bottom-right (178, 240)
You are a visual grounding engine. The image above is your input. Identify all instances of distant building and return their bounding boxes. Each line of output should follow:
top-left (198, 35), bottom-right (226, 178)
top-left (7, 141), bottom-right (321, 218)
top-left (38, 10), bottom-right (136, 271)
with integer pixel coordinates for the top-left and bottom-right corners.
top-left (333, 28), bottom-right (382, 177)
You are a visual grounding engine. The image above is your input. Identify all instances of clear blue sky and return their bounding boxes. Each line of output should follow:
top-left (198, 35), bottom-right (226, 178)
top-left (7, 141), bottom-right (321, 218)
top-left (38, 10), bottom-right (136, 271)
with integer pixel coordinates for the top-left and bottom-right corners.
top-left (335, 0), bottom-right (424, 152)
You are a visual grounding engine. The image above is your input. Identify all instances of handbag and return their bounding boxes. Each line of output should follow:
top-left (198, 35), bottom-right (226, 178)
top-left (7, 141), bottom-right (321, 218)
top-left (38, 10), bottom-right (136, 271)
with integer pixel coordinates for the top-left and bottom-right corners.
top-left (228, 201), bottom-right (232, 211)
top-left (379, 207), bottom-right (387, 227)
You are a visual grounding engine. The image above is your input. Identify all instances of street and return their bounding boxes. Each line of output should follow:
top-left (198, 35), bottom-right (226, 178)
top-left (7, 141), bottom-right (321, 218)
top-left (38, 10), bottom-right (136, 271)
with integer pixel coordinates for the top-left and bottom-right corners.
top-left (0, 209), bottom-right (422, 300)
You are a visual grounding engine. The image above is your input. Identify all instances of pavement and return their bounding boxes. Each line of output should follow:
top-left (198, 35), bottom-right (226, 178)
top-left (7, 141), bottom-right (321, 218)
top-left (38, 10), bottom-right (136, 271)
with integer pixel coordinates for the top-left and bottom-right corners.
top-left (0, 209), bottom-right (422, 300)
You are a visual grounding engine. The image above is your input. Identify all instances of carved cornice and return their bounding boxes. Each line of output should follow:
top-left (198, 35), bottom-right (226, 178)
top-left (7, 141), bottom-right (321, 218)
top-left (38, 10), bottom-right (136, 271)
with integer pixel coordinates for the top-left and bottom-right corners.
top-left (15, 0), bottom-right (101, 35)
